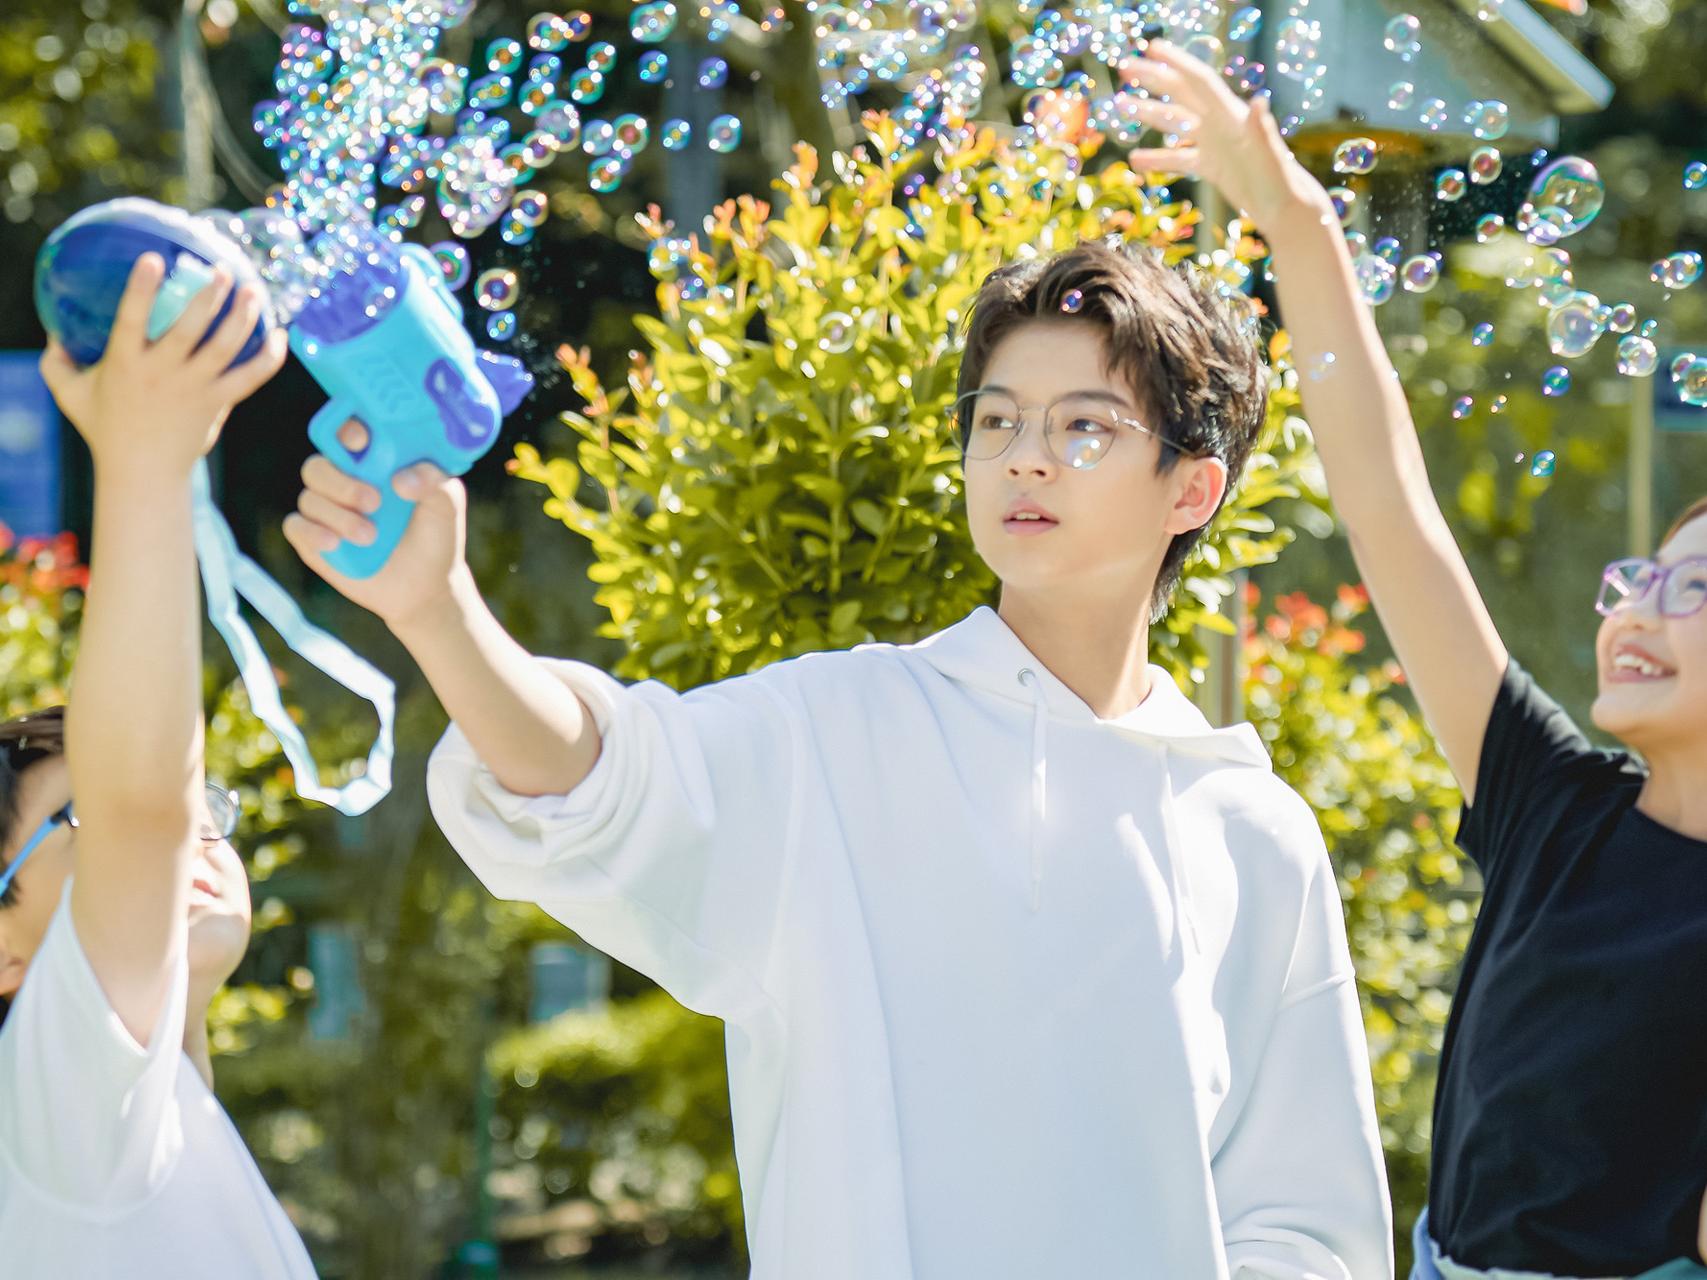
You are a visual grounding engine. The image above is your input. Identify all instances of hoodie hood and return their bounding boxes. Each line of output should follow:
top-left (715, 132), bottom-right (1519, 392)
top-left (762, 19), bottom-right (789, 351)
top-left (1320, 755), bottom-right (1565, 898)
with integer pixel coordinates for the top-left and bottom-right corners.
top-left (902, 606), bottom-right (1272, 924)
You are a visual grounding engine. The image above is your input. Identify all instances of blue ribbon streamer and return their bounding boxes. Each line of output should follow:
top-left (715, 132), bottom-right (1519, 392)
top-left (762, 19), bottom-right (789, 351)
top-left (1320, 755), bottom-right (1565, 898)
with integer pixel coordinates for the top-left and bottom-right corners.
top-left (191, 460), bottom-right (395, 815)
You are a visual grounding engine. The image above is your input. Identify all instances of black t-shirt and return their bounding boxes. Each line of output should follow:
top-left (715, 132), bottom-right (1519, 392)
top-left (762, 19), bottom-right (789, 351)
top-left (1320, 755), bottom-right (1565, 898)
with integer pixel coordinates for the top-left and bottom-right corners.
top-left (1430, 659), bottom-right (1707, 1274)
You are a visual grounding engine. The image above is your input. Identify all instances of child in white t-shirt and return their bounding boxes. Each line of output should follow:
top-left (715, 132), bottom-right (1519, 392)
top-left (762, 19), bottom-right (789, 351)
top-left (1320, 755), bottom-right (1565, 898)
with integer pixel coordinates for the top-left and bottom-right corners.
top-left (0, 253), bottom-right (315, 1277)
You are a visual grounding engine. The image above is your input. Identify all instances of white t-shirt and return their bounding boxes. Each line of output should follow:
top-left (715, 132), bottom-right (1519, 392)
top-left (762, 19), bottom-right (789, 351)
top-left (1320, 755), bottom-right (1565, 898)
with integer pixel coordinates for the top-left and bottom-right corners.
top-left (0, 882), bottom-right (317, 1277)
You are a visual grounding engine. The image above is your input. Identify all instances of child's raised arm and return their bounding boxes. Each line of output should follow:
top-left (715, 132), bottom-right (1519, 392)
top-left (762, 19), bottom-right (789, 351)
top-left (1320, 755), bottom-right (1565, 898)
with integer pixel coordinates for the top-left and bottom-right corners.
top-left (286, 422), bottom-right (603, 800)
top-left (37, 254), bottom-right (286, 1043)
top-left (1123, 42), bottom-right (1508, 801)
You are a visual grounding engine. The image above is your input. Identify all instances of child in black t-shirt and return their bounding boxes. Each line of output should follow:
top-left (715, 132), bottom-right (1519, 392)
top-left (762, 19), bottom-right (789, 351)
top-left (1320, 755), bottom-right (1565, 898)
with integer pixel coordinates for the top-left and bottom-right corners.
top-left (1119, 39), bottom-right (1707, 1280)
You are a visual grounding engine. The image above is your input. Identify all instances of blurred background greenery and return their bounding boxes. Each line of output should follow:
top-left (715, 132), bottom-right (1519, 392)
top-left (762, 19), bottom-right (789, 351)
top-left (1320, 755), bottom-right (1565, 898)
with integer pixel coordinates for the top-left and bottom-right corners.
top-left (1, 0), bottom-right (1704, 1275)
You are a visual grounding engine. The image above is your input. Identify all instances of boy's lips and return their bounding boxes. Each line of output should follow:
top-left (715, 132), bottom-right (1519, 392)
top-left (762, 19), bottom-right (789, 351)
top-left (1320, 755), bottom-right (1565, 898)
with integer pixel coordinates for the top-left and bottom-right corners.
top-left (1003, 498), bottom-right (1059, 534)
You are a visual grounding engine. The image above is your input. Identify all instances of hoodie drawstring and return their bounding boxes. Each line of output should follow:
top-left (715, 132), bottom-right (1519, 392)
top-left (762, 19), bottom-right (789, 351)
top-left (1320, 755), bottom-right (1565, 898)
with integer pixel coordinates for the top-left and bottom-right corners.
top-left (1016, 667), bottom-right (1200, 953)
top-left (1155, 747), bottom-right (1201, 958)
top-left (1017, 668), bottom-right (1048, 913)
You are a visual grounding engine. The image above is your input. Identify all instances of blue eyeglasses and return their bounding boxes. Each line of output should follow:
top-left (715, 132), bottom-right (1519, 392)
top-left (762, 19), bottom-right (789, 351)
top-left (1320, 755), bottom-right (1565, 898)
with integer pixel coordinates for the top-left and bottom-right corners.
top-left (0, 783), bottom-right (240, 907)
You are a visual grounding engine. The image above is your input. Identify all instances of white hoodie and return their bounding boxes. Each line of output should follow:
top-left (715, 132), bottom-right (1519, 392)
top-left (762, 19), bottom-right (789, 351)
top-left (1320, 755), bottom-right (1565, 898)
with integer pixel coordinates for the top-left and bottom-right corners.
top-left (427, 606), bottom-right (1393, 1280)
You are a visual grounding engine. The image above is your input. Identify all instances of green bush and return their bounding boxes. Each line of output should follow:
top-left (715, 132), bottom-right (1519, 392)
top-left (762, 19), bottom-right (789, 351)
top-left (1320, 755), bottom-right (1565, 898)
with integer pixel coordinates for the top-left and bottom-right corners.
top-left (1244, 583), bottom-right (1470, 1274)
top-left (511, 116), bottom-right (1315, 691)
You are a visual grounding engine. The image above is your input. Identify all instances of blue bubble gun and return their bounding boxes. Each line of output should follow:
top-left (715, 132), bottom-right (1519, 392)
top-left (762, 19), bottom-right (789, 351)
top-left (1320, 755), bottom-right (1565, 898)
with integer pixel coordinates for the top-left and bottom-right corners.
top-left (290, 229), bottom-right (534, 579)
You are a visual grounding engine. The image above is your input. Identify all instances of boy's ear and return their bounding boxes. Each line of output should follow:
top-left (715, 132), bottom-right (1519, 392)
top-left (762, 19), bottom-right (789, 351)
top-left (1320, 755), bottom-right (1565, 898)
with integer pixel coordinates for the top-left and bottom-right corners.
top-left (1165, 455), bottom-right (1229, 535)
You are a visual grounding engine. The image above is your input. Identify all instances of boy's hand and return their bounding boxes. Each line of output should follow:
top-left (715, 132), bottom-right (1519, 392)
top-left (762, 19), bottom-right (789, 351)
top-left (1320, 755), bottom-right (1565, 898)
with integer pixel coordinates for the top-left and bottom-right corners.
top-left (1120, 41), bottom-right (1339, 242)
top-left (38, 252), bottom-right (287, 477)
top-left (284, 418), bottom-right (473, 634)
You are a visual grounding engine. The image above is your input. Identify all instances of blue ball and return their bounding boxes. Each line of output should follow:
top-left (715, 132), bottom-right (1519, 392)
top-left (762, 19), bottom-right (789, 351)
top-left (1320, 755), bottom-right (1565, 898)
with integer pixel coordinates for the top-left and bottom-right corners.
top-left (34, 198), bottom-right (273, 368)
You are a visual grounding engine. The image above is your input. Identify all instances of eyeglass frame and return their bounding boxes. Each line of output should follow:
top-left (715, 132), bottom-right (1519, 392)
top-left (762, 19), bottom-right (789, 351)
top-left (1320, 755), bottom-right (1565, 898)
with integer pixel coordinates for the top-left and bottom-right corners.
top-left (0, 781), bottom-right (240, 907)
top-left (949, 387), bottom-right (1202, 472)
top-left (1594, 556), bottom-right (1707, 621)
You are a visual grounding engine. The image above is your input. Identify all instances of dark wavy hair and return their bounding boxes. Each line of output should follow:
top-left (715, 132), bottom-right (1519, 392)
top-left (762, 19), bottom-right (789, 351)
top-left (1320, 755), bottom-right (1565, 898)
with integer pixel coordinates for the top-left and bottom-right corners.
top-left (957, 237), bottom-right (1269, 622)
top-left (0, 706), bottom-right (67, 1029)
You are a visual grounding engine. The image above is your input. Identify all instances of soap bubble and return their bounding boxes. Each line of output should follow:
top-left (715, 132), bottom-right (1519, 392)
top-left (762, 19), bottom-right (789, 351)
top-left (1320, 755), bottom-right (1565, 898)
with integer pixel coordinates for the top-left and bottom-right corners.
top-left (1355, 254), bottom-right (1397, 305)
top-left (647, 236), bottom-right (693, 281)
top-left (1402, 254), bottom-right (1440, 293)
top-left (1420, 99), bottom-right (1448, 131)
top-left (1333, 138), bottom-right (1379, 175)
top-left (1388, 81), bottom-right (1415, 111)
top-left (511, 189), bottom-right (549, 227)
top-left (1060, 288), bottom-right (1085, 314)
top-left (1519, 157), bottom-right (1605, 242)
top-left (1384, 14), bottom-right (1421, 60)
top-left (500, 215), bottom-right (534, 245)
top-left (1686, 161), bottom-right (1707, 191)
top-left (1273, 16), bottom-right (1321, 80)
top-left (1452, 396), bottom-right (1474, 419)
top-left (1490, 394), bottom-right (1508, 414)
top-left (1375, 236), bottom-right (1403, 264)
top-left (1617, 335), bottom-right (1658, 377)
top-left (486, 309), bottom-right (517, 341)
top-left (537, 100), bottom-right (581, 149)
top-left (630, 1), bottom-right (677, 42)
top-left (1470, 147), bottom-right (1503, 184)
top-left (585, 41), bottom-right (617, 72)
top-left (1546, 293), bottom-right (1605, 358)
top-left (1529, 451), bottom-right (1556, 478)
top-left (639, 51), bottom-right (669, 83)
top-left (697, 56), bottom-right (728, 89)
top-left (1475, 214), bottom-right (1506, 242)
top-left (527, 12), bottom-right (572, 51)
top-left (1651, 251), bottom-right (1703, 290)
top-left (1472, 322), bottom-right (1495, 346)
top-left (486, 38), bottom-right (524, 74)
top-left (818, 311), bottom-right (857, 353)
top-left (1229, 6), bottom-right (1262, 40)
top-left (1542, 366), bottom-right (1571, 397)
top-left (1465, 99), bottom-right (1510, 141)
top-left (1329, 186), bottom-right (1358, 224)
top-left (580, 119), bottom-right (616, 157)
top-left (708, 114), bottom-right (742, 152)
top-left (476, 267), bottom-right (519, 311)
top-left (431, 241), bottom-right (471, 291)
top-left (589, 155), bottom-right (626, 192)
top-left (1676, 356), bottom-right (1707, 407)
top-left (613, 113), bottom-right (650, 155)
top-left (1436, 169), bottom-right (1467, 202)
top-left (1181, 34), bottom-right (1225, 70)
top-left (1607, 303), bottom-right (1637, 333)
top-left (568, 67), bottom-right (606, 104)
top-left (661, 119), bottom-right (692, 150)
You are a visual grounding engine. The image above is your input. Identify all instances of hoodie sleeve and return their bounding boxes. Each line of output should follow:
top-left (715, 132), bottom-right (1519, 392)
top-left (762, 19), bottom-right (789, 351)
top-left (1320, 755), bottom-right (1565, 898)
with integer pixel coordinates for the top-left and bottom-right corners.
top-left (1214, 841), bottom-right (1395, 1280)
top-left (425, 659), bottom-right (798, 1025)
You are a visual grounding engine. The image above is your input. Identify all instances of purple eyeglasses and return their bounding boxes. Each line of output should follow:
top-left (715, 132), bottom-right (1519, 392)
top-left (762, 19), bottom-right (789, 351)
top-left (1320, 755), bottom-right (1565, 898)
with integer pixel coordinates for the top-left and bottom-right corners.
top-left (1595, 557), bottom-right (1707, 620)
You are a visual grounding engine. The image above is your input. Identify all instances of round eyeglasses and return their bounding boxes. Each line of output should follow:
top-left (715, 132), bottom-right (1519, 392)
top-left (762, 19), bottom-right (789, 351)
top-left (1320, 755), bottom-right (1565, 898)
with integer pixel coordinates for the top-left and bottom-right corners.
top-left (949, 389), bottom-right (1193, 472)
top-left (0, 781), bottom-right (240, 906)
top-left (1595, 557), bottom-right (1707, 621)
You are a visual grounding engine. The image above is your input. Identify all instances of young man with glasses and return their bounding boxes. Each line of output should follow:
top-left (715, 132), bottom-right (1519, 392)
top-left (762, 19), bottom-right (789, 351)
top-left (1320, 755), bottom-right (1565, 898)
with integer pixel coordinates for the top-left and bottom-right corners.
top-left (286, 237), bottom-right (1392, 1278)
top-left (1119, 37), bottom-right (1707, 1280)
top-left (0, 255), bottom-right (314, 1274)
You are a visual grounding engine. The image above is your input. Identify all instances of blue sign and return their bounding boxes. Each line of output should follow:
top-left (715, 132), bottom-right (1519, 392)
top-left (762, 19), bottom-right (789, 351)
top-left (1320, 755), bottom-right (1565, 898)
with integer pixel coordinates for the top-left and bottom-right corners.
top-left (0, 352), bottom-right (62, 537)
top-left (1657, 350), bottom-right (1707, 433)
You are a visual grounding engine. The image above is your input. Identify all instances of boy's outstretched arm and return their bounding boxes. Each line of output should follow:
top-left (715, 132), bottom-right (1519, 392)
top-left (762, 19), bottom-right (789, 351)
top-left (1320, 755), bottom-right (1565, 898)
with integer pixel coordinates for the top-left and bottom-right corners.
top-left (1125, 42), bottom-right (1507, 801)
top-left (285, 421), bottom-right (602, 799)
top-left (37, 255), bottom-right (287, 1042)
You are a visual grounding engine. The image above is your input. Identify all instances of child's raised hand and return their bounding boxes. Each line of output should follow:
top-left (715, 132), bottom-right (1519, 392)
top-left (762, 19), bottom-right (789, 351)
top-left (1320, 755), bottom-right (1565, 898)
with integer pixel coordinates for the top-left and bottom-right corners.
top-left (284, 418), bottom-right (473, 634)
top-left (1120, 41), bottom-right (1339, 241)
top-left (38, 253), bottom-right (288, 477)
